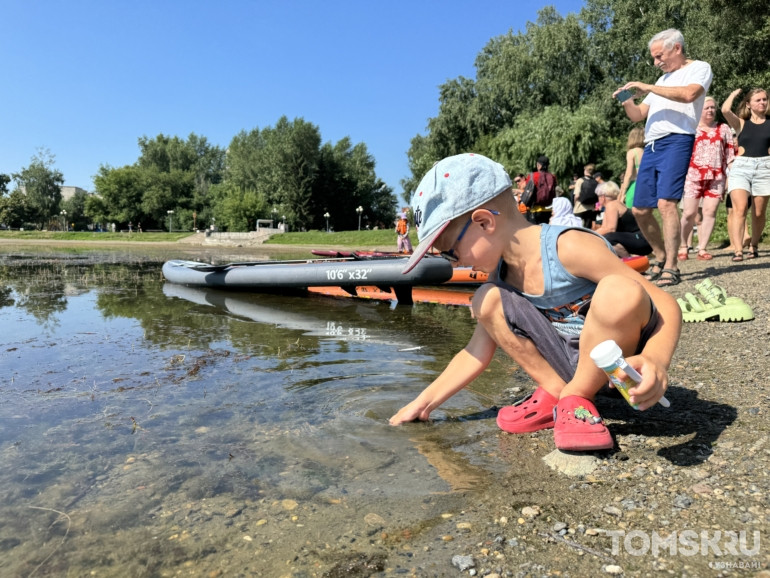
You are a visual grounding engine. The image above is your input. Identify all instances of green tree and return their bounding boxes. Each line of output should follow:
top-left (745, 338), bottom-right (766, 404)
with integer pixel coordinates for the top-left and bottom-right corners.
top-left (12, 149), bottom-right (64, 229)
top-left (93, 133), bottom-right (225, 229)
top-left (474, 9), bottom-right (595, 125)
top-left (582, 0), bottom-right (770, 100)
top-left (314, 138), bottom-right (395, 231)
top-left (489, 103), bottom-right (614, 181)
top-left (401, 134), bottom-right (436, 205)
top-left (0, 189), bottom-right (30, 228)
top-left (225, 128), bottom-right (266, 193)
top-left (84, 193), bottom-right (109, 231)
top-left (224, 117), bottom-right (321, 230)
top-left (93, 164), bottom-right (145, 224)
top-left (404, 1), bottom-right (770, 192)
top-left (137, 133), bottom-right (225, 217)
top-left (61, 189), bottom-right (90, 231)
top-left (209, 181), bottom-right (267, 232)
top-left (136, 133), bottom-right (225, 227)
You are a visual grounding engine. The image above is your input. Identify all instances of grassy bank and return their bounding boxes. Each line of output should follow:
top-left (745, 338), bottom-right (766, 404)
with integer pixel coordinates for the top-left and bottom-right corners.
top-left (264, 228), bottom-right (413, 247)
top-left (1, 207), bottom-right (739, 249)
top-left (0, 230), bottom-right (191, 243)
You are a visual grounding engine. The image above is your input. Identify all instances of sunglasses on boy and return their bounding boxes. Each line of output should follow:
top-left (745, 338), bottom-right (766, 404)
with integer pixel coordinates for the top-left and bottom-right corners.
top-left (439, 209), bottom-right (500, 262)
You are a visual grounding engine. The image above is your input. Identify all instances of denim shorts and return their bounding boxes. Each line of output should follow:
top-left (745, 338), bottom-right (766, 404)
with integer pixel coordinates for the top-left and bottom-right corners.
top-left (634, 133), bottom-right (695, 208)
top-left (727, 156), bottom-right (770, 197)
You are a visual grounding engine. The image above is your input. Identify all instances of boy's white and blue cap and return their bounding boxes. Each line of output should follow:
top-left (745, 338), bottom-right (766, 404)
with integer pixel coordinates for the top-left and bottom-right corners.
top-left (402, 153), bottom-right (512, 273)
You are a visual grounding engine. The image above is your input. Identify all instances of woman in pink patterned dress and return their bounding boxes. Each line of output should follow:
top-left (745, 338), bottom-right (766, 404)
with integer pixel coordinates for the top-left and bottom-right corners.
top-left (679, 96), bottom-right (735, 261)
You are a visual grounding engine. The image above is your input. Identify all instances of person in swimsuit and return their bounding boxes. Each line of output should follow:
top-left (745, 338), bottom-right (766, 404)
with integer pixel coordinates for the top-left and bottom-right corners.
top-left (594, 181), bottom-right (653, 258)
top-left (721, 87), bottom-right (770, 260)
top-left (620, 126), bottom-right (645, 208)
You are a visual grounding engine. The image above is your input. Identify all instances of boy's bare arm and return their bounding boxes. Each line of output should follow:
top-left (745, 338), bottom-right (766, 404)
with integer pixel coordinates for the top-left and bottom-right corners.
top-left (389, 324), bottom-right (497, 425)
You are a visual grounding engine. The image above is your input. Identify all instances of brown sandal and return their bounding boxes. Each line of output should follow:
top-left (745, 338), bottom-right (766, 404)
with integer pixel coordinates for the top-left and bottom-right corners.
top-left (732, 252), bottom-right (744, 262)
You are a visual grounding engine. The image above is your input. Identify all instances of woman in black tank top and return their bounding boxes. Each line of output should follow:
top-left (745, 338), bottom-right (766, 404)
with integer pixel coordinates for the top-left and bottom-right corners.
top-left (721, 88), bottom-right (770, 260)
top-left (593, 180), bottom-right (653, 257)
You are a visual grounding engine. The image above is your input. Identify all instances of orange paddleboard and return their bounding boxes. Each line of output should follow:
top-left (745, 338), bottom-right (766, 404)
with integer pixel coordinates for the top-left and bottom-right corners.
top-left (307, 285), bottom-right (475, 306)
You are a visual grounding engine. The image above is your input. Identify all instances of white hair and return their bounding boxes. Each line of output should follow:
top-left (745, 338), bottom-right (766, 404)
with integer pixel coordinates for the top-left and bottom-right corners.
top-left (596, 181), bottom-right (620, 199)
top-left (649, 29), bottom-right (685, 52)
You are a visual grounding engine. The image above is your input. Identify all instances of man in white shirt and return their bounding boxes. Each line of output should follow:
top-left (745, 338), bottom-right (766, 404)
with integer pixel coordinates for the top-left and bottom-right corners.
top-left (614, 29), bottom-right (713, 287)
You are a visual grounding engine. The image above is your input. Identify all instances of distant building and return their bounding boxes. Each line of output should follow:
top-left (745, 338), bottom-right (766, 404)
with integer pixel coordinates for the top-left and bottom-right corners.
top-left (17, 185), bottom-right (89, 200)
top-left (61, 186), bottom-right (88, 201)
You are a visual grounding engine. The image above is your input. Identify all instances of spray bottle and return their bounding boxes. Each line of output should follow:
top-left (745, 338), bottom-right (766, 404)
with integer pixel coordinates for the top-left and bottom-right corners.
top-left (590, 340), bottom-right (670, 409)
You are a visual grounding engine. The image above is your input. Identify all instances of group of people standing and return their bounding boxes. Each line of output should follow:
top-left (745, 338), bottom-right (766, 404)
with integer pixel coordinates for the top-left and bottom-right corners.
top-left (611, 29), bottom-right (768, 286)
top-left (538, 28), bottom-right (767, 288)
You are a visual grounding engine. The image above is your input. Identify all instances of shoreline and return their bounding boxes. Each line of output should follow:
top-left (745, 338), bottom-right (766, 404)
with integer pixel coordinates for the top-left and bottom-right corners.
top-left (0, 237), bottom-right (399, 254)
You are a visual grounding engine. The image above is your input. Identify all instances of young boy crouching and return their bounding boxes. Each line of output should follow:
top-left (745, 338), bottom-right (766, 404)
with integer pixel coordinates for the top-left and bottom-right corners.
top-left (389, 153), bottom-right (681, 452)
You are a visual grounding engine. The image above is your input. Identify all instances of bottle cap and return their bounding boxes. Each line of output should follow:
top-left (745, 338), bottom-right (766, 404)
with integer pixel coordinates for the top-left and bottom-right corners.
top-left (590, 340), bottom-right (623, 369)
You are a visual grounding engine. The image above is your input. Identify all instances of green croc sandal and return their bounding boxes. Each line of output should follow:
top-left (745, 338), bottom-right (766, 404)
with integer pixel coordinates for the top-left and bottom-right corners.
top-left (694, 279), bottom-right (746, 307)
top-left (677, 291), bottom-right (754, 323)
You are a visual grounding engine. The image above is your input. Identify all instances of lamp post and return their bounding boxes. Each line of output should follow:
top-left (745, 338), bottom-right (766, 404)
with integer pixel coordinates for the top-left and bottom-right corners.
top-left (167, 210), bottom-right (174, 232)
top-left (272, 207), bottom-right (278, 229)
top-left (60, 209), bottom-right (67, 231)
top-left (323, 212), bottom-right (330, 233)
top-left (356, 206), bottom-right (363, 231)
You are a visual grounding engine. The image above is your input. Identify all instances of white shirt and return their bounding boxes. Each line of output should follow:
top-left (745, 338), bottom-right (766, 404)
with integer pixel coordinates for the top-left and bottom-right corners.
top-left (642, 60), bottom-right (713, 143)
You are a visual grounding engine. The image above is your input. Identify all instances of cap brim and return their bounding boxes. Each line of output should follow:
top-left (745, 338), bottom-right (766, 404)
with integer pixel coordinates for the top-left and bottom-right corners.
top-left (401, 221), bottom-right (450, 274)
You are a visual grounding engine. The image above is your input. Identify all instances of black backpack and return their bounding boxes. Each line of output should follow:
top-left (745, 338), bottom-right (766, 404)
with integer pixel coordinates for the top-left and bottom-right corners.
top-left (578, 176), bottom-right (598, 205)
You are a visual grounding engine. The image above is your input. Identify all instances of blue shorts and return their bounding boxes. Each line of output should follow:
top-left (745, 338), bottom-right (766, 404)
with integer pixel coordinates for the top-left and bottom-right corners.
top-left (634, 133), bottom-right (695, 209)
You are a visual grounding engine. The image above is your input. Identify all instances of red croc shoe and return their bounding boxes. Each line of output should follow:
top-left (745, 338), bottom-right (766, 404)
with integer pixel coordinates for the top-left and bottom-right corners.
top-left (497, 387), bottom-right (557, 433)
top-left (553, 396), bottom-right (614, 451)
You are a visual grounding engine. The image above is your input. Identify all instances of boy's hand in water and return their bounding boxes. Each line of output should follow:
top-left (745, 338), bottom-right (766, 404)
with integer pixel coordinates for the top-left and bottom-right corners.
top-left (389, 400), bottom-right (431, 425)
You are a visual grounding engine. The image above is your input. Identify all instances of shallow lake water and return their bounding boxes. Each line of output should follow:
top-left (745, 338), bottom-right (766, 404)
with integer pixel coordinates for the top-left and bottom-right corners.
top-left (0, 244), bottom-right (534, 577)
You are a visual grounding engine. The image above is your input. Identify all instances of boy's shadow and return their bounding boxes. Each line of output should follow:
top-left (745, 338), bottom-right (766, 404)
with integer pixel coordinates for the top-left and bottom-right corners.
top-left (598, 385), bottom-right (737, 466)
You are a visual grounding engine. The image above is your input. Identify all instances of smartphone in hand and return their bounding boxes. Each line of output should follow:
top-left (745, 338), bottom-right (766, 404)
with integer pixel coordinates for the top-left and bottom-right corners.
top-left (616, 89), bottom-right (634, 103)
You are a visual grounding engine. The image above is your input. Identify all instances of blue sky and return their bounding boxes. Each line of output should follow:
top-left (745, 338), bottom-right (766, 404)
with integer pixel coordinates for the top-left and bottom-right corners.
top-left (2, 0), bottom-right (584, 198)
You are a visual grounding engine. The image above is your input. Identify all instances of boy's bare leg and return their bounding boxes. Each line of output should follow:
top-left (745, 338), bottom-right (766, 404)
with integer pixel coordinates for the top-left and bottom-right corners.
top-left (564, 275), bottom-right (652, 400)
